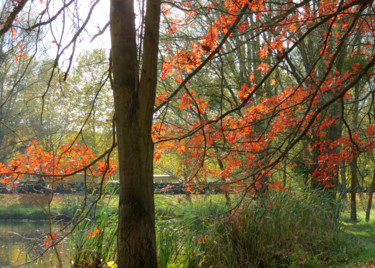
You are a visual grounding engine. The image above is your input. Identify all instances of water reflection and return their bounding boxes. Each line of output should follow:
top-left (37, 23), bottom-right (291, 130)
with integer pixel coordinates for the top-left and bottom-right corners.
top-left (0, 220), bottom-right (69, 267)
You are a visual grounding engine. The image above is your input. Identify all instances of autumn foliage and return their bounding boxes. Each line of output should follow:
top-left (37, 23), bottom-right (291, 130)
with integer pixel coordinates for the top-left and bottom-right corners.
top-left (154, 0), bottom-right (375, 194)
top-left (0, 141), bottom-right (116, 189)
top-left (0, 0), bottom-right (372, 201)
top-left (1, 0), bottom-right (372, 197)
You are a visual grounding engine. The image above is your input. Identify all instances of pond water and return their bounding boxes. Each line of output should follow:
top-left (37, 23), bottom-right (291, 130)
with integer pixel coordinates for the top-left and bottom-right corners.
top-left (0, 220), bottom-right (70, 267)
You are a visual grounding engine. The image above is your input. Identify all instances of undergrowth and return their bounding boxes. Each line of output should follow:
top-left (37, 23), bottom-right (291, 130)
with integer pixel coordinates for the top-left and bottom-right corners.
top-left (67, 190), bottom-right (369, 267)
top-left (68, 190), bottom-right (118, 267)
top-left (156, 190), bottom-right (350, 267)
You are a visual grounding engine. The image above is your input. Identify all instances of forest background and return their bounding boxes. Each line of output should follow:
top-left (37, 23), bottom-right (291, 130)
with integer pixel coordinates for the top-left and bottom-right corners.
top-left (0, 0), bottom-right (374, 267)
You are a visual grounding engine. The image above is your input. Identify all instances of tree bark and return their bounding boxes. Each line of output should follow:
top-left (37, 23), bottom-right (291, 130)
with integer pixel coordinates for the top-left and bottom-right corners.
top-left (350, 157), bottom-right (358, 221)
top-left (350, 84), bottom-right (360, 222)
top-left (110, 0), bottom-right (160, 267)
top-left (366, 169), bottom-right (375, 222)
top-left (340, 160), bottom-right (346, 199)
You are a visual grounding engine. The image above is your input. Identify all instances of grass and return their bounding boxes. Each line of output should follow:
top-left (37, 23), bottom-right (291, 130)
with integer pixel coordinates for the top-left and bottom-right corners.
top-left (2, 192), bottom-right (375, 267)
top-left (68, 192), bottom-right (118, 267)
top-left (0, 207), bottom-right (49, 220)
top-left (0, 193), bottom-right (81, 220)
top-left (154, 191), bottom-right (350, 267)
top-left (339, 207), bottom-right (375, 266)
top-left (154, 192), bottom-right (375, 267)
top-left (0, 193), bottom-right (118, 220)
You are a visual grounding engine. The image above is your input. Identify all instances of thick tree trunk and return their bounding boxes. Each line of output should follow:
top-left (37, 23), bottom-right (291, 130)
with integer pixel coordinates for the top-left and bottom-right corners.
top-left (110, 0), bottom-right (160, 267)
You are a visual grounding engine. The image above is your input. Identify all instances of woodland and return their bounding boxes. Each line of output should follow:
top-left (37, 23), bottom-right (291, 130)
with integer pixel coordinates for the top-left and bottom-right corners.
top-left (0, 0), bottom-right (374, 267)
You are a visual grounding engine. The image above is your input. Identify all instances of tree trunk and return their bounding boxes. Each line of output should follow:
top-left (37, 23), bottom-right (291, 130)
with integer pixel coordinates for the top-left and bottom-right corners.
top-left (283, 159), bottom-right (287, 188)
top-left (366, 169), bottom-right (375, 222)
top-left (340, 160), bottom-right (346, 199)
top-left (350, 84), bottom-right (360, 222)
top-left (350, 157), bottom-right (358, 221)
top-left (110, 0), bottom-right (161, 267)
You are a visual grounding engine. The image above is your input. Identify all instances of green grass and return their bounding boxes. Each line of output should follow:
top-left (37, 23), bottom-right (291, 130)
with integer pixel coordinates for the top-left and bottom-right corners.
top-left (0, 192), bottom-right (118, 220)
top-left (154, 191), bottom-right (353, 267)
top-left (339, 209), bottom-right (375, 266)
top-left (3, 192), bottom-right (375, 267)
top-left (153, 192), bottom-right (375, 267)
top-left (0, 207), bottom-right (50, 220)
top-left (68, 194), bottom-right (118, 267)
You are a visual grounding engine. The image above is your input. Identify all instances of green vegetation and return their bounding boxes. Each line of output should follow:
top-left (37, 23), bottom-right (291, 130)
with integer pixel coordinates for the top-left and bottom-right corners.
top-left (3, 192), bottom-right (375, 267)
top-left (30, 191), bottom-right (371, 267)
top-left (0, 194), bottom-right (92, 220)
top-left (156, 191), bottom-right (345, 267)
top-left (69, 193), bottom-right (118, 267)
top-left (0, 207), bottom-right (48, 220)
top-left (341, 209), bottom-right (375, 266)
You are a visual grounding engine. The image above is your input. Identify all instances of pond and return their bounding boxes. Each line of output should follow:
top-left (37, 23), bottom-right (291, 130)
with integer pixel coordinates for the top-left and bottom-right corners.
top-left (0, 220), bottom-right (70, 267)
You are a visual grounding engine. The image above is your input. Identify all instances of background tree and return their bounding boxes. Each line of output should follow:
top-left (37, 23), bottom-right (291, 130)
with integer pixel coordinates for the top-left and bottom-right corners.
top-left (155, 0), bottom-right (375, 203)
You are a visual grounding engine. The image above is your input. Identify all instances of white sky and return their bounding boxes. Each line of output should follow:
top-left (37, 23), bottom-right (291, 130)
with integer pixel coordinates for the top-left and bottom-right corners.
top-left (33, 0), bottom-right (111, 66)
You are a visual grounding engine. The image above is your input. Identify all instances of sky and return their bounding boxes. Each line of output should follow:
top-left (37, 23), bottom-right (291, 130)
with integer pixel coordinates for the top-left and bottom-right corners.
top-left (31, 0), bottom-right (111, 66)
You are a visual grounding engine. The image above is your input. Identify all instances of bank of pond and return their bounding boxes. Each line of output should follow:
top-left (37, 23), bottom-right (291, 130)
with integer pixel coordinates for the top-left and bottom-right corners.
top-left (0, 180), bottom-right (226, 195)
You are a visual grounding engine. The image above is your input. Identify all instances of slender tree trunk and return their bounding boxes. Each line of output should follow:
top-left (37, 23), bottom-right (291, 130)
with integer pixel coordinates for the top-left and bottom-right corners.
top-left (212, 144), bottom-right (230, 205)
top-left (283, 160), bottom-right (287, 188)
top-left (340, 160), bottom-right (346, 199)
top-left (366, 169), bottom-right (375, 222)
top-left (217, 156), bottom-right (231, 206)
top-left (110, 0), bottom-right (161, 267)
top-left (350, 157), bottom-right (358, 221)
top-left (350, 84), bottom-right (360, 222)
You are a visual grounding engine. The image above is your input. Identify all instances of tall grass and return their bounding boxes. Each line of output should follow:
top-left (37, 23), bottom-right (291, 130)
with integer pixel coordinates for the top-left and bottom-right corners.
top-left (68, 190), bottom-right (352, 267)
top-left (156, 190), bottom-right (347, 267)
top-left (156, 195), bottom-right (228, 267)
top-left (68, 191), bottom-right (118, 267)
